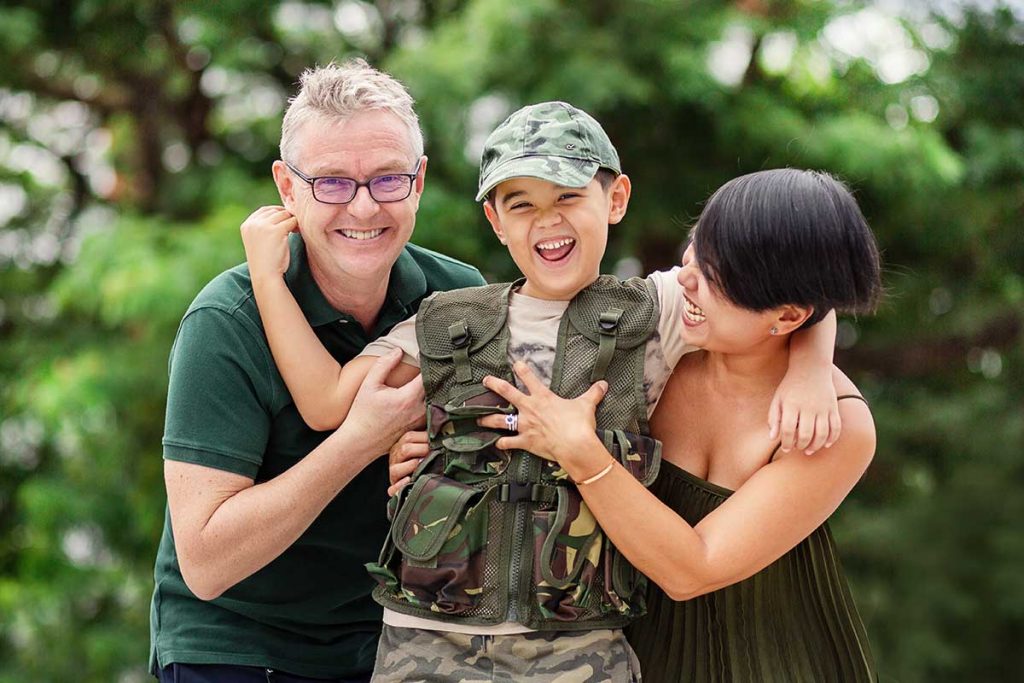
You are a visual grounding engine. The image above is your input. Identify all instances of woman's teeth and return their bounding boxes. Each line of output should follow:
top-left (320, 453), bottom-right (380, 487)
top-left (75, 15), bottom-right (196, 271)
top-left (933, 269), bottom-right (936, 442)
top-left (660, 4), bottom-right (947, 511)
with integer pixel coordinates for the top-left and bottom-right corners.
top-left (340, 228), bottom-right (384, 240)
top-left (684, 297), bottom-right (706, 323)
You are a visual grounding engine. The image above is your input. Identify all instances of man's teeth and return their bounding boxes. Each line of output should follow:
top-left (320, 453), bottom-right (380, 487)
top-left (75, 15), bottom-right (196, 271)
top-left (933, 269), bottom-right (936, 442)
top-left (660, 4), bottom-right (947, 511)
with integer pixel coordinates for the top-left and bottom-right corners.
top-left (536, 238), bottom-right (575, 251)
top-left (340, 228), bottom-right (384, 240)
top-left (684, 297), bottom-right (706, 322)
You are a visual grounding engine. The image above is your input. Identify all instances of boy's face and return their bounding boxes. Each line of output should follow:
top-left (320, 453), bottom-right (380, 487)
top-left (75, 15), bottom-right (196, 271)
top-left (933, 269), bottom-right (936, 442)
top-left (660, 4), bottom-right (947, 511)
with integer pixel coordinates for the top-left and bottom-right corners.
top-left (483, 174), bottom-right (630, 300)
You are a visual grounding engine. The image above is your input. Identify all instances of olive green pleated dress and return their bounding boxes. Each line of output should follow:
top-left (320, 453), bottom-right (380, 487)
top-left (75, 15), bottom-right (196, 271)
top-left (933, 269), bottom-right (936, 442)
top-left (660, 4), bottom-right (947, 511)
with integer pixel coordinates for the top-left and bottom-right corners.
top-left (625, 460), bottom-right (876, 683)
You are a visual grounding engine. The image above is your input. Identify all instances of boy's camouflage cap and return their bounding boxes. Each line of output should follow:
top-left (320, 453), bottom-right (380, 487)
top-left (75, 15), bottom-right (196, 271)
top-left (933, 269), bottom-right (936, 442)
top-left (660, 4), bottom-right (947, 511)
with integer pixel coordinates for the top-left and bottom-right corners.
top-left (476, 101), bottom-right (621, 202)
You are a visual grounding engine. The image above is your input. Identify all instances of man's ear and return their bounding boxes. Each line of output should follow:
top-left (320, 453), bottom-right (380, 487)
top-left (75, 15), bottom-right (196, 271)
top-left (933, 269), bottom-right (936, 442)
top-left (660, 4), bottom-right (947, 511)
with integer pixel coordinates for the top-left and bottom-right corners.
top-left (772, 304), bottom-right (814, 335)
top-left (483, 201), bottom-right (507, 245)
top-left (272, 160), bottom-right (295, 211)
top-left (607, 173), bottom-right (632, 225)
top-left (413, 156), bottom-right (428, 196)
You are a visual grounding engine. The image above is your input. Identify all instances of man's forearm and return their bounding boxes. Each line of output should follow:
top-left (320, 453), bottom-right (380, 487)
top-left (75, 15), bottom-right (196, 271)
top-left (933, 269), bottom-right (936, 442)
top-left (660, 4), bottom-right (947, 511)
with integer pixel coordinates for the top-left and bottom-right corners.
top-left (170, 425), bottom-right (379, 600)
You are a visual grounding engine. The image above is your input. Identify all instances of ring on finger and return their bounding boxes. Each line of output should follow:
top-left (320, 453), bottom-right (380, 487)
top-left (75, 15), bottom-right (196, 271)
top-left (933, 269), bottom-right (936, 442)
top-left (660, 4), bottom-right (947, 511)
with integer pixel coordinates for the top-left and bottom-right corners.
top-left (505, 412), bottom-right (519, 432)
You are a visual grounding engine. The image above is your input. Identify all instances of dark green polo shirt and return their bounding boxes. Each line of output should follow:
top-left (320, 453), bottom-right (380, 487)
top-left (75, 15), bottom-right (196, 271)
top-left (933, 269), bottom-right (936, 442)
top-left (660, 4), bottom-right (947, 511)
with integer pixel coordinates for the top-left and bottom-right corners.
top-left (150, 234), bottom-right (484, 678)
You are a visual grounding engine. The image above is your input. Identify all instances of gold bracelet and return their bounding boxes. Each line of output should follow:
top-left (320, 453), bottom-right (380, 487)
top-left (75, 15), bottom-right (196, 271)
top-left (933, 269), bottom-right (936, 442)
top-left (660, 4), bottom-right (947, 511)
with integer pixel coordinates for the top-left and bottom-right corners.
top-left (575, 460), bottom-right (615, 486)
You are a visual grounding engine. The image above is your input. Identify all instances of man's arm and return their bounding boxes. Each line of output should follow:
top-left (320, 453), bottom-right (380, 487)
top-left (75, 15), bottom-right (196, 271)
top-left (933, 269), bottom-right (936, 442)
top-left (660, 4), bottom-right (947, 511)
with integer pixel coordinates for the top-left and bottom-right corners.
top-left (167, 348), bottom-right (422, 600)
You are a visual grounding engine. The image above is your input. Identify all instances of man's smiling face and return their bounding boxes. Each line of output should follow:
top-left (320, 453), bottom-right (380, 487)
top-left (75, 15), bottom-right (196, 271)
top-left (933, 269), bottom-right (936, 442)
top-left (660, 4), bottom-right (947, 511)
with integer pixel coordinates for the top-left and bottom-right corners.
top-left (274, 110), bottom-right (425, 288)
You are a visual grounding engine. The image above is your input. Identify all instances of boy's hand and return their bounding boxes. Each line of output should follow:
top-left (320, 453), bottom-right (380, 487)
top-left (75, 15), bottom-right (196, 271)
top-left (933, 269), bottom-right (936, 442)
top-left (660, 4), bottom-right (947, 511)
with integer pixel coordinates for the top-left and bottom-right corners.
top-left (768, 366), bottom-right (841, 455)
top-left (240, 206), bottom-right (298, 283)
top-left (387, 430), bottom-right (429, 496)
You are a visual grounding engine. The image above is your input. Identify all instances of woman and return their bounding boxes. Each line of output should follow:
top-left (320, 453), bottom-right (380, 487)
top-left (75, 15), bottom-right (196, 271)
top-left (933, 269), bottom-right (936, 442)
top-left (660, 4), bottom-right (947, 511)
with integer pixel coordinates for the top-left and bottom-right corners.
top-left (479, 168), bottom-right (882, 681)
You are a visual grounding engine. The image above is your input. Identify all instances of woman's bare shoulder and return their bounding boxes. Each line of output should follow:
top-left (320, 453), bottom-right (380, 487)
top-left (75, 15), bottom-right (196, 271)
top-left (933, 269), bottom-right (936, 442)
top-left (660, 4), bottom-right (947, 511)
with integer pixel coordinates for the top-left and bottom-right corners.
top-left (830, 365), bottom-right (876, 456)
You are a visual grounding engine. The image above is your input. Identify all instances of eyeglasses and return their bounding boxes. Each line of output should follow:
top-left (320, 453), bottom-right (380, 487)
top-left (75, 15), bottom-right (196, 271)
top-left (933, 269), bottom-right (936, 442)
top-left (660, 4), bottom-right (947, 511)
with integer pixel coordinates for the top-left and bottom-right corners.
top-left (285, 159), bottom-right (423, 204)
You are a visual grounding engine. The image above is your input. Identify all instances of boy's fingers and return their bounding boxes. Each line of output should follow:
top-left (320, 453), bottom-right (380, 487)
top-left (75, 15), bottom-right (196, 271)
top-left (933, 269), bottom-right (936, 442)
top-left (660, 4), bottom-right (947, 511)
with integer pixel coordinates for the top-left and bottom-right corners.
top-left (805, 415), bottom-right (829, 454)
top-left (388, 458), bottom-right (421, 485)
top-left (795, 412), bottom-right (816, 451)
top-left (779, 411), bottom-right (798, 452)
top-left (767, 397), bottom-right (781, 440)
top-left (387, 477), bottom-right (410, 497)
top-left (825, 409), bottom-right (842, 448)
top-left (390, 441), bottom-right (428, 464)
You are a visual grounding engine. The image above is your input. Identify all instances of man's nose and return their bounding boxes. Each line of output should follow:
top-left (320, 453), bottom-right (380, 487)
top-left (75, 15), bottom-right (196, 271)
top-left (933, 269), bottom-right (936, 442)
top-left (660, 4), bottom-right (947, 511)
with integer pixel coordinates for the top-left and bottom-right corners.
top-left (346, 186), bottom-right (379, 220)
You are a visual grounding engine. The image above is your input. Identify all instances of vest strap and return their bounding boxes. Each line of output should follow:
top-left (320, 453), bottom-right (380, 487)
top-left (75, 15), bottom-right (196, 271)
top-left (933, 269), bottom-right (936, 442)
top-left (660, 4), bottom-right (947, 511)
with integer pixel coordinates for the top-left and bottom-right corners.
top-left (497, 482), bottom-right (559, 505)
top-left (590, 308), bottom-right (624, 382)
top-left (448, 320), bottom-right (473, 383)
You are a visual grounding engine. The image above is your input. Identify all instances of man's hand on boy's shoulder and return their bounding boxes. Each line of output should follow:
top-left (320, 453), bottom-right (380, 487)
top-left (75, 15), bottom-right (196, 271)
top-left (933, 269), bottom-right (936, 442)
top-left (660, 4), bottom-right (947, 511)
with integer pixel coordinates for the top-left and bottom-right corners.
top-left (240, 206), bottom-right (298, 284)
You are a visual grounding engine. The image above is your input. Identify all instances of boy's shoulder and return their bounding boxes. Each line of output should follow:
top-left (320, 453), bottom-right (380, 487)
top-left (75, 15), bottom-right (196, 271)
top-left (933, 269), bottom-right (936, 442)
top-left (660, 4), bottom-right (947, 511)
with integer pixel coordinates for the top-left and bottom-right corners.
top-left (404, 243), bottom-right (486, 290)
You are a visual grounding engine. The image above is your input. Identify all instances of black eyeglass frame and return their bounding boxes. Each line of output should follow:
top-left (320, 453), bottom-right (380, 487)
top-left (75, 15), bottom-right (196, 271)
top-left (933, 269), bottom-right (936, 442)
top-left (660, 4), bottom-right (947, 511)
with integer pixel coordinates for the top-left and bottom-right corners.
top-left (284, 158), bottom-right (423, 204)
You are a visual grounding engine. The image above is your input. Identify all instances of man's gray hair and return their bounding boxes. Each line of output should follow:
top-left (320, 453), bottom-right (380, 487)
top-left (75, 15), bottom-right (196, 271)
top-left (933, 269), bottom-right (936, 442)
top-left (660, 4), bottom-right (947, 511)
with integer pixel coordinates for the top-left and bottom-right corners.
top-left (280, 59), bottom-right (424, 164)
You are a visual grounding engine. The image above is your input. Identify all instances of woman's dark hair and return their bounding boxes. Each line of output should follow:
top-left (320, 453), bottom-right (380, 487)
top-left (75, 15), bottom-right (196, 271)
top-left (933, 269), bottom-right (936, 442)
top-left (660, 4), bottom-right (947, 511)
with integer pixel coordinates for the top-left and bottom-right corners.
top-left (692, 169), bottom-right (881, 328)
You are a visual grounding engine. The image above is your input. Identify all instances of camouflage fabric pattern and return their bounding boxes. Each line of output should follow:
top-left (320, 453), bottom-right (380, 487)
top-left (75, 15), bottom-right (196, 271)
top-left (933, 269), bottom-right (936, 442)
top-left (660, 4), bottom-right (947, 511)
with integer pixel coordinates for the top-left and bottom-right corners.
top-left (532, 489), bottom-right (603, 622)
top-left (475, 101), bottom-right (622, 201)
top-left (370, 278), bottom-right (661, 630)
top-left (371, 625), bottom-right (642, 682)
top-left (392, 476), bottom-right (492, 616)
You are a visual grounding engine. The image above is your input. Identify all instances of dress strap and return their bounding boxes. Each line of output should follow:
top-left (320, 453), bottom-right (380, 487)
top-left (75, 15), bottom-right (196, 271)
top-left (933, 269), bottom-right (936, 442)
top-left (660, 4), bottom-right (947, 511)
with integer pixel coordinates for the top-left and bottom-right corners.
top-left (768, 394), bottom-right (868, 461)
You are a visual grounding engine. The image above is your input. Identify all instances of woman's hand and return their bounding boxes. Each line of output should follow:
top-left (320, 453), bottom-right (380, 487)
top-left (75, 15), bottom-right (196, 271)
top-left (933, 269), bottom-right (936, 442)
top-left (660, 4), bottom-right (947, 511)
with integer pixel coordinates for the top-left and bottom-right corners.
top-left (478, 362), bottom-right (608, 470)
top-left (387, 430), bottom-right (428, 496)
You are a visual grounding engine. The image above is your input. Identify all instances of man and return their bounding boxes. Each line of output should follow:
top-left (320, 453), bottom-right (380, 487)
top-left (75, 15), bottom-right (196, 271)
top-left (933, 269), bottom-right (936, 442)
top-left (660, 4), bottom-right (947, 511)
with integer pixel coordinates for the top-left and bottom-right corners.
top-left (149, 60), bottom-right (485, 683)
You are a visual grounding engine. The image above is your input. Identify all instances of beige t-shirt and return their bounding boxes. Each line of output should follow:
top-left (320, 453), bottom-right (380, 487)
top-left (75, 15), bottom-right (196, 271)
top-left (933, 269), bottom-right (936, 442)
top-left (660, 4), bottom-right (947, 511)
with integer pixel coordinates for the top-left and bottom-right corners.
top-left (360, 269), bottom-right (694, 634)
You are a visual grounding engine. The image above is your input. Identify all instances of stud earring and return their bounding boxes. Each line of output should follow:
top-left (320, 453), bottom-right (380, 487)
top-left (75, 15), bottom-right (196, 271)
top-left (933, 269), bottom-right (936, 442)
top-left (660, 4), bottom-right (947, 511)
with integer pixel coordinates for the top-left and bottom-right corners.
top-left (769, 326), bottom-right (779, 335)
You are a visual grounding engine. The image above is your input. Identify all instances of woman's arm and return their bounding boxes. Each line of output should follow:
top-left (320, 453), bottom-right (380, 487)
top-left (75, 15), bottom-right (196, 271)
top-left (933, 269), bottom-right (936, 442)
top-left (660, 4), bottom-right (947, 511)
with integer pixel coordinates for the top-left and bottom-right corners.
top-left (240, 206), bottom-right (418, 430)
top-left (481, 362), bottom-right (875, 600)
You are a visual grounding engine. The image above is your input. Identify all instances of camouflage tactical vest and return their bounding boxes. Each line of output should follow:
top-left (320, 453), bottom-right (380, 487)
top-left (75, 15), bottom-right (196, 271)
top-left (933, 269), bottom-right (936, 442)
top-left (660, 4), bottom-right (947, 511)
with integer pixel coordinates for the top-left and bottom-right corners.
top-left (367, 275), bottom-right (663, 630)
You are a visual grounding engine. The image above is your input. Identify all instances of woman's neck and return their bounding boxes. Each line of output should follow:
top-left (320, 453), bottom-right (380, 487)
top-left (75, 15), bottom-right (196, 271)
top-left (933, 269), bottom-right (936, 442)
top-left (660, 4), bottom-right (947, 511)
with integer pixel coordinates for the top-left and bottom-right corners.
top-left (700, 337), bottom-right (792, 399)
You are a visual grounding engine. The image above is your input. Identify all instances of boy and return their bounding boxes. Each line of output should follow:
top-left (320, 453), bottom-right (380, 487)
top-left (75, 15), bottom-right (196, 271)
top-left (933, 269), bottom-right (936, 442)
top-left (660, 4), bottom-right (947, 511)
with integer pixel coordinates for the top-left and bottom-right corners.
top-left (241, 101), bottom-right (839, 681)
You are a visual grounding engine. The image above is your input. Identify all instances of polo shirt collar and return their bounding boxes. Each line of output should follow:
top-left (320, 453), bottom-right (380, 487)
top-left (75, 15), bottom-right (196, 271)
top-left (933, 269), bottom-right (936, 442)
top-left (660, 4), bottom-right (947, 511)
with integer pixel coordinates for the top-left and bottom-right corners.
top-left (285, 234), bottom-right (428, 328)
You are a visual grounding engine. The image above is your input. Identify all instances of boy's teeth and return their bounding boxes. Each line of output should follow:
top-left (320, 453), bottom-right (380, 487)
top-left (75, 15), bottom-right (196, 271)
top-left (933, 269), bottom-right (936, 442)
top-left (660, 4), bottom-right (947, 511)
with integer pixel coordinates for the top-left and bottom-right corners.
top-left (536, 238), bottom-right (575, 250)
top-left (340, 228), bottom-right (384, 240)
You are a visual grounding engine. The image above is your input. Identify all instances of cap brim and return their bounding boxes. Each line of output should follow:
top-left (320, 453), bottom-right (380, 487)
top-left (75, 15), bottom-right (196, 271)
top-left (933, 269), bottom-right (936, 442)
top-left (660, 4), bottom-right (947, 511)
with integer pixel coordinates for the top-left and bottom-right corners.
top-left (476, 156), bottom-right (599, 202)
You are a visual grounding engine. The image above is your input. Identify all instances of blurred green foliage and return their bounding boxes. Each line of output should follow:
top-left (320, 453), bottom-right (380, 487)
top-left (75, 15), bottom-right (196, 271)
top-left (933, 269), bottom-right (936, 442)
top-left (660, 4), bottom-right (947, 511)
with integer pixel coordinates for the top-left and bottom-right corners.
top-left (0, 1), bottom-right (1021, 680)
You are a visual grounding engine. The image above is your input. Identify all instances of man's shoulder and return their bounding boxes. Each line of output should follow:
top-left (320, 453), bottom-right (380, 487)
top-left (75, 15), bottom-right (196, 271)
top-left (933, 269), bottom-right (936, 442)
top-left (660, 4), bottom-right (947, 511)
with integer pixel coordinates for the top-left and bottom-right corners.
top-left (403, 243), bottom-right (486, 290)
top-left (187, 262), bottom-right (258, 318)
top-left (181, 263), bottom-right (263, 338)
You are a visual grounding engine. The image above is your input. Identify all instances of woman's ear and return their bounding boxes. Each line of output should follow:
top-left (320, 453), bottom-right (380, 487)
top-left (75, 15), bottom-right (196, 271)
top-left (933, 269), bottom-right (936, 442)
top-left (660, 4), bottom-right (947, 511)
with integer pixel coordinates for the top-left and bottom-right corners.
top-left (772, 304), bottom-right (814, 335)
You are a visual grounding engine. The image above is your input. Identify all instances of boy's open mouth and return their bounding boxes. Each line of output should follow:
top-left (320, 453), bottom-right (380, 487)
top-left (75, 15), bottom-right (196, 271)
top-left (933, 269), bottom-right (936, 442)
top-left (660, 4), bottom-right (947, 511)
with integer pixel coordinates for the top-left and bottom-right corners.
top-left (535, 237), bottom-right (576, 262)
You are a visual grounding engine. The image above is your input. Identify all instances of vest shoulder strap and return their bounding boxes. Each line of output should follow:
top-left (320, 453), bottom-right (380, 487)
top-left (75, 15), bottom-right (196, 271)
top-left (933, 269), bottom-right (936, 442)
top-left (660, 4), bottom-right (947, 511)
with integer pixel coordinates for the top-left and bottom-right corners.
top-left (416, 282), bottom-right (513, 360)
top-left (566, 275), bottom-right (658, 349)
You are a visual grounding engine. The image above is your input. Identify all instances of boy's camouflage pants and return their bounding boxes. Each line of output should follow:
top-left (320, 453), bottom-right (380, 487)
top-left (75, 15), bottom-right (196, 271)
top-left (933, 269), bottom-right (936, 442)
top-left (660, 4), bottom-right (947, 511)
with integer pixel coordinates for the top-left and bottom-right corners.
top-left (371, 624), bottom-right (642, 682)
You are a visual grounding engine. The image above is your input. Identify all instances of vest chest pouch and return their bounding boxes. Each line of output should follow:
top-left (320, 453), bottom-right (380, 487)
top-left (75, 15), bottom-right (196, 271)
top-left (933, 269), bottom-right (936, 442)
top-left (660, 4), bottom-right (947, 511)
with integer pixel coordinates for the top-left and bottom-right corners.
top-left (390, 474), bottom-right (494, 616)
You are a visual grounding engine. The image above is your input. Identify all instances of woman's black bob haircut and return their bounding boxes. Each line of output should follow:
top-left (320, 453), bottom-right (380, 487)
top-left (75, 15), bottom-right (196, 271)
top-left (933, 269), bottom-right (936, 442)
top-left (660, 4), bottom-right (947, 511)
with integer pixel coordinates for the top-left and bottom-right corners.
top-left (691, 168), bottom-right (882, 329)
